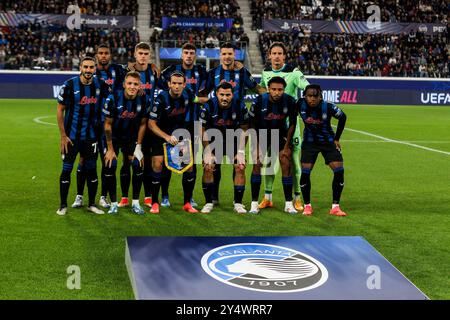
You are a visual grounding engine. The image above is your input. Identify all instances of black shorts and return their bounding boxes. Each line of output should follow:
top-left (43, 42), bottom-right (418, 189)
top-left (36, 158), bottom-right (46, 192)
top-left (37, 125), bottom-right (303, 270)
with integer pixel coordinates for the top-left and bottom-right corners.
top-left (63, 139), bottom-right (98, 164)
top-left (141, 128), bottom-right (153, 157)
top-left (150, 135), bottom-right (166, 157)
top-left (111, 139), bottom-right (136, 159)
top-left (255, 130), bottom-right (288, 154)
top-left (301, 142), bottom-right (343, 165)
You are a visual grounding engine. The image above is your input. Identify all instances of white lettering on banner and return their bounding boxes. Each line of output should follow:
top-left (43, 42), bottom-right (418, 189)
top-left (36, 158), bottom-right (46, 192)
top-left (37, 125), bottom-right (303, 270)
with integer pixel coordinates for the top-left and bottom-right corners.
top-left (421, 93), bottom-right (450, 104)
top-left (433, 26), bottom-right (446, 33)
top-left (53, 85), bottom-right (63, 98)
top-left (322, 90), bottom-right (340, 103)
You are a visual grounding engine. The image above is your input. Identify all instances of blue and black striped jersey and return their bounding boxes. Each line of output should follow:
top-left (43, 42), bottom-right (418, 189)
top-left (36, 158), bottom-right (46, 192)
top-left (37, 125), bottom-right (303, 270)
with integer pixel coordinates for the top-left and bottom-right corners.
top-left (149, 88), bottom-right (197, 134)
top-left (57, 76), bottom-right (111, 141)
top-left (129, 64), bottom-right (162, 107)
top-left (298, 99), bottom-right (345, 143)
top-left (199, 97), bottom-right (249, 133)
top-left (161, 64), bottom-right (207, 95)
top-left (249, 93), bottom-right (297, 134)
top-left (96, 63), bottom-right (126, 92)
top-left (102, 90), bottom-right (149, 142)
top-left (203, 65), bottom-right (257, 101)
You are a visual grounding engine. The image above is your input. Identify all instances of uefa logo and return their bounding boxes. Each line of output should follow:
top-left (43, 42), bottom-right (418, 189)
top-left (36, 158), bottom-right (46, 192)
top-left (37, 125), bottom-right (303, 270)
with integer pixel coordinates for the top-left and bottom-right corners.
top-left (201, 243), bottom-right (328, 293)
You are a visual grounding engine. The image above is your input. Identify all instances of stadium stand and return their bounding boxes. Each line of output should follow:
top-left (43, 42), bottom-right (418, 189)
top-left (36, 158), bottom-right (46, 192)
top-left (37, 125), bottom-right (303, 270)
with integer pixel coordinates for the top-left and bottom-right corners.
top-left (0, 0), bottom-right (447, 77)
top-left (0, 0), bottom-right (138, 16)
top-left (250, 0), bottom-right (449, 30)
top-left (0, 22), bottom-right (139, 70)
top-left (151, 25), bottom-right (249, 50)
top-left (259, 31), bottom-right (448, 77)
top-left (150, 0), bottom-right (243, 27)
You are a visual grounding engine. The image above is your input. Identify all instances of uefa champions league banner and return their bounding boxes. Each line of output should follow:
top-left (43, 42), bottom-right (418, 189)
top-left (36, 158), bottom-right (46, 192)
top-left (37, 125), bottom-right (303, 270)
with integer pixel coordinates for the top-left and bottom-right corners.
top-left (0, 13), bottom-right (134, 28)
top-left (263, 19), bottom-right (447, 35)
top-left (162, 17), bottom-right (234, 31)
top-left (0, 71), bottom-right (449, 106)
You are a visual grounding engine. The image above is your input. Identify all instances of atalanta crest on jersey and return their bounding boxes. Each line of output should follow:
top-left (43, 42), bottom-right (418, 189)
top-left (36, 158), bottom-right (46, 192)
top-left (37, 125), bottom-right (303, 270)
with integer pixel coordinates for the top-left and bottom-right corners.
top-left (201, 243), bottom-right (328, 293)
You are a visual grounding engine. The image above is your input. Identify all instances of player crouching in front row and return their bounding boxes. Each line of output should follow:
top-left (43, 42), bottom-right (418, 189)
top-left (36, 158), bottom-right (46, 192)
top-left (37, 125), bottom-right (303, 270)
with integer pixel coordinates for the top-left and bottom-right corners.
top-left (298, 84), bottom-right (348, 217)
top-left (102, 71), bottom-right (149, 215)
top-left (199, 82), bottom-right (250, 214)
top-left (248, 77), bottom-right (298, 214)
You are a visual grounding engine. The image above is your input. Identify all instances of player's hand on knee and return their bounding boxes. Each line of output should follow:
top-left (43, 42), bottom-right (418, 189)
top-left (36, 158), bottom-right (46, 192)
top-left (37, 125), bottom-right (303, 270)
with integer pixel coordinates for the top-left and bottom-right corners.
top-left (60, 135), bottom-right (73, 154)
top-left (165, 135), bottom-right (178, 146)
top-left (104, 149), bottom-right (117, 168)
top-left (133, 144), bottom-right (144, 167)
top-left (334, 140), bottom-right (342, 152)
top-left (280, 146), bottom-right (292, 161)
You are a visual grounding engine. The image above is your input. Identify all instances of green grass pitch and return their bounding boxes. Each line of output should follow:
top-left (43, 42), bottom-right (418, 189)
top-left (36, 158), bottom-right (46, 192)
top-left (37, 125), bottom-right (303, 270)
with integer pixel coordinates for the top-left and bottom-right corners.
top-left (0, 99), bottom-right (449, 299)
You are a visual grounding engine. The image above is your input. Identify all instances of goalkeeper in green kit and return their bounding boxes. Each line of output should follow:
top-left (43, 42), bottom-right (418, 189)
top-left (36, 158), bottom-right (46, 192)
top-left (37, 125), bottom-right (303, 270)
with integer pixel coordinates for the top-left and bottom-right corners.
top-left (258, 42), bottom-right (309, 212)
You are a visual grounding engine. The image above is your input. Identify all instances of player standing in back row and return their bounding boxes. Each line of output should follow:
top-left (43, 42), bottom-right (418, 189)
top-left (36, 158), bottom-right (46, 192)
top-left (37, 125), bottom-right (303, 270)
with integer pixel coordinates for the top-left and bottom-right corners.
top-left (258, 42), bottom-right (310, 212)
top-left (56, 56), bottom-right (111, 215)
top-left (71, 44), bottom-right (126, 210)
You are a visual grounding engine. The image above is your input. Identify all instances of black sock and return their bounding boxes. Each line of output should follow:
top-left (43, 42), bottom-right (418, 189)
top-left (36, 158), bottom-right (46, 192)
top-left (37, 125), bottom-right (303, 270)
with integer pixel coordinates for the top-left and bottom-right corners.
top-left (132, 163), bottom-right (144, 200)
top-left (86, 169), bottom-right (98, 207)
top-left (282, 176), bottom-right (294, 202)
top-left (300, 169), bottom-right (311, 204)
top-left (202, 182), bottom-right (214, 204)
top-left (103, 165), bottom-right (117, 203)
top-left (234, 185), bottom-right (245, 204)
top-left (76, 163), bottom-right (86, 196)
top-left (182, 171), bottom-right (196, 204)
top-left (143, 164), bottom-right (153, 198)
top-left (213, 164), bottom-right (221, 200)
top-left (161, 167), bottom-right (172, 198)
top-left (120, 164), bottom-right (131, 198)
top-left (59, 169), bottom-right (72, 208)
top-left (251, 174), bottom-right (262, 201)
top-left (100, 163), bottom-right (108, 198)
top-left (151, 171), bottom-right (162, 204)
top-left (332, 167), bottom-right (344, 204)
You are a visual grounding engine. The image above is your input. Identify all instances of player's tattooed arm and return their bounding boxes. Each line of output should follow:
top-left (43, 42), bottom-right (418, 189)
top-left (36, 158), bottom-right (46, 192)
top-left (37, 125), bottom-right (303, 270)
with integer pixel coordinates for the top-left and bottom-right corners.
top-left (57, 103), bottom-right (72, 154)
top-left (104, 118), bottom-right (117, 167)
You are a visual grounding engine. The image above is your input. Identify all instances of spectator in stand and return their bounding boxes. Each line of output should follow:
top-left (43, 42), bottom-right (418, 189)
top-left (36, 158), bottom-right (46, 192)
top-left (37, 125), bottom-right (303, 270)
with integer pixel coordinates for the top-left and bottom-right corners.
top-left (259, 30), bottom-right (448, 78)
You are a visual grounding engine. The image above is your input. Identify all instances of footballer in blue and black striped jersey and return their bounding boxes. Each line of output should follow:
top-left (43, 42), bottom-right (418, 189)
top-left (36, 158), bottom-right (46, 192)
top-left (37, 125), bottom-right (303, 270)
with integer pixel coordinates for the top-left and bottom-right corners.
top-left (57, 71), bottom-right (110, 143)
top-left (103, 90), bottom-right (149, 144)
top-left (249, 92), bottom-right (297, 148)
top-left (149, 86), bottom-right (198, 138)
top-left (102, 71), bottom-right (149, 214)
top-left (247, 76), bottom-right (298, 214)
top-left (298, 97), bottom-right (346, 144)
top-left (161, 64), bottom-right (207, 96)
top-left (198, 82), bottom-right (250, 213)
top-left (199, 42), bottom-right (264, 101)
top-left (56, 56), bottom-right (112, 215)
top-left (199, 94), bottom-right (249, 133)
top-left (71, 44), bottom-right (125, 211)
top-left (297, 84), bottom-right (348, 217)
top-left (147, 71), bottom-right (199, 213)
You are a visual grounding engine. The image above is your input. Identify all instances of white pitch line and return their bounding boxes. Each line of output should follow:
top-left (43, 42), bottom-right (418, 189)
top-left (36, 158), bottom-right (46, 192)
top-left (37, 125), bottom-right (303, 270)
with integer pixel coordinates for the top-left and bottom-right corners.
top-left (342, 127), bottom-right (450, 156)
top-left (33, 115), bottom-right (56, 126)
top-left (341, 140), bottom-right (450, 144)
